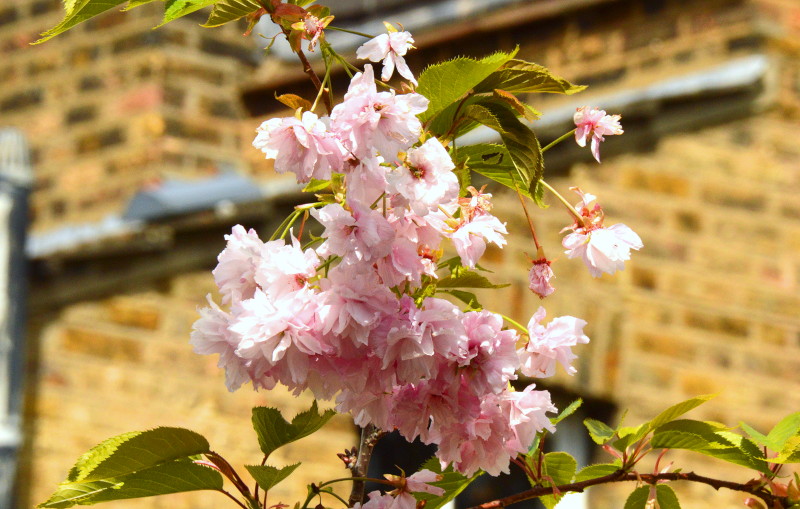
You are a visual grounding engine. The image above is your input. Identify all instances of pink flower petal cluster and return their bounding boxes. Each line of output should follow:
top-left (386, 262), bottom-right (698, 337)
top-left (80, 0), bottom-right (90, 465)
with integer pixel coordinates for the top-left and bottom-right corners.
top-left (253, 111), bottom-right (346, 183)
top-left (574, 106), bottom-right (623, 162)
top-left (202, 49), bottom-right (596, 477)
top-left (561, 188), bottom-right (643, 277)
top-left (356, 30), bottom-right (416, 85)
top-left (518, 307), bottom-right (590, 378)
top-left (331, 65), bottom-right (428, 160)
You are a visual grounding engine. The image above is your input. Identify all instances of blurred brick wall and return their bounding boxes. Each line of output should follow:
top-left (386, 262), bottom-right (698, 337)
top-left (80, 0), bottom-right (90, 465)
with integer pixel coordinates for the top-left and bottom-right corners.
top-left (21, 271), bottom-right (355, 508)
top-left (7, 0), bottom-right (800, 508)
top-left (1, 0), bottom-right (257, 231)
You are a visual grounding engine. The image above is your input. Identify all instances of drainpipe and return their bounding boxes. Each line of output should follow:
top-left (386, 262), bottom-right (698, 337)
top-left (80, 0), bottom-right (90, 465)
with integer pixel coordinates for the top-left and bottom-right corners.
top-left (0, 129), bottom-right (33, 508)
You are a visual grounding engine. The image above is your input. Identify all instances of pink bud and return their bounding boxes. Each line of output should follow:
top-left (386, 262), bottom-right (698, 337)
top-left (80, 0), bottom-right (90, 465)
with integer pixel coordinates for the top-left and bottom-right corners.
top-left (528, 258), bottom-right (555, 299)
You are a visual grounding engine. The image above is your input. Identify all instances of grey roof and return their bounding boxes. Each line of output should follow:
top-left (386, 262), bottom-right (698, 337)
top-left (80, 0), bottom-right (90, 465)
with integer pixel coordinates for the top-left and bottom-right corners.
top-left (27, 173), bottom-right (301, 259)
top-left (122, 171), bottom-right (264, 221)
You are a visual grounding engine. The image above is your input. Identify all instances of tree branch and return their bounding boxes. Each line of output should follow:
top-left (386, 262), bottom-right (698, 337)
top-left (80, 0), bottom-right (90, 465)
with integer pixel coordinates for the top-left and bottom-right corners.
top-left (468, 470), bottom-right (788, 509)
top-left (347, 424), bottom-right (385, 506)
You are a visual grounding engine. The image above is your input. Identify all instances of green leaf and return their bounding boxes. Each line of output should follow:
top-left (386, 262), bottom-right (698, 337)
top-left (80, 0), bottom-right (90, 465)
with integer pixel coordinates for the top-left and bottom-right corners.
top-left (35, 0), bottom-right (129, 44)
top-left (203, 0), bottom-right (260, 27)
top-left (68, 427), bottom-right (213, 482)
top-left (656, 484), bottom-right (682, 509)
top-left (584, 418), bottom-right (615, 445)
top-left (439, 289), bottom-right (482, 310)
top-left (651, 430), bottom-right (712, 451)
top-left (551, 399), bottom-right (582, 426)
top-left (437, 270), bottom-right (509, 289)
top-left (456, 143), bottom-right (526, 198)
top-left (740, 421), bottom-right (771, 448)
top-left (539, 452), bottom-right (577, 509)
top-left (623, 486), bottom-right (651, 509)
top-left (475, 60), bottom-right (586, 95)
top-left (417, 49), bottom-right (518, 125)
top-left (574, 463), bottom-right (620, 483)
top-left (245, 463), bottom-right (301, 492)
top-left (252, 401), bottom-right (336, 458)
top-left (481, 103), bottom-right (543, 197)
top-left (39, 428), bottom-right (221, 507)
top-left (652, 421), bottom-right (770, 474)
top-left (41, 460), bottom-right (223, 507)
top-left (302, 178), bottom-right (331, 193)
top-left (771, 436), bottom-right (800, 464)
top-left (612, 423), bottom-right (649, 452)
top-left (415, 458), bottom-right (482, 509)
top-left (766, 413), bottom-right (800, 451)
top-left (648, 394), bottom-right (716, 431)
top-left (160, 0), bottom-right (216, 26)
top-left (123, 0), bottom-right (161, 10)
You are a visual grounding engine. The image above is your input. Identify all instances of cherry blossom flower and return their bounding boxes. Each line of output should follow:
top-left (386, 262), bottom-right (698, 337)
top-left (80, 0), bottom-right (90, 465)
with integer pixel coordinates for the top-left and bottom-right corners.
top-left (213, 225), bottom-right (264, 304)
top-left (573, 106), bottom-right (623, 162)
top-left (563, 224), bottom-right (643, 277)
top-left (562, 188), bottom-right (643, 277)
top-left (449, 213), bottom-right (507, 269)
top-left (255, 234), bottom-right (319, 298)
top-left (356, 30), bottom-right (417, 84)
top-left (311, 201), bottom-right (395, 263)
top-left (518, 306), bottom-right (589, 378)
top-left (290, 13), bottom-right (334, 51)
top-left (190, 296), bottom-right (250, 392)
top-left (331, 65), bottom-right (428, 160)
top-left (458, 311), bottom-right (519, 395)
top-left (528, 258), bottom-right (555, 299)
top-left (386, 137), bottom-right (459, 216)
top-left (253, 110), bottom-right (346, 183)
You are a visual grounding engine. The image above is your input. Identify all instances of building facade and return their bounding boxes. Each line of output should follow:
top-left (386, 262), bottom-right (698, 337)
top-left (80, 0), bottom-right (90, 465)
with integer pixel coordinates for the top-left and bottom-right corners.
top-left (0, 0), bottom-right (798, 507)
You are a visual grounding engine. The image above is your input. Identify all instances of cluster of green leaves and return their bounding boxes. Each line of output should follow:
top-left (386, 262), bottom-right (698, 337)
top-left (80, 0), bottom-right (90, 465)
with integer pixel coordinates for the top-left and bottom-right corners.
top-left (34, 0), bottom-right (320, 44)
top-left (40, 401), bottom-right (335, 508)
top-left (424, 395), bottom-right (800, 509)
top-left (582, 395), bottom-right (800, 509)
top-left (415, 48), bottom-right (584, 205)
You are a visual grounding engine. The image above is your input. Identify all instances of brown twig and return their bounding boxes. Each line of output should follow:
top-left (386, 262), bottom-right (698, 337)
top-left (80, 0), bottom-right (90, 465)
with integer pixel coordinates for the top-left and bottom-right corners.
top-left (468, 470), bottom-right (787, 509)
top-left (347, 424), bottom-right (386, 506)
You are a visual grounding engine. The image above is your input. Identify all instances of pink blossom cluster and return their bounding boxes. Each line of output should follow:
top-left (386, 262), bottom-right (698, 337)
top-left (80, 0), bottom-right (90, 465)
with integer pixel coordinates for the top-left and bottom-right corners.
top-left (193, 44), bottom-right (592, 477)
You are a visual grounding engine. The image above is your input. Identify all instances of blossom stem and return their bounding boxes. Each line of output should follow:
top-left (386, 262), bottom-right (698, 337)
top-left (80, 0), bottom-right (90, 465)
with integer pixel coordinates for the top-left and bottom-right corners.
top-left (515, 185), bottom-right (541, 250)
top-left (539, 180), bottom-right (585, 228)
top-left (499, 313), bottom-right (527, 334)
top-left (310, 50), bottom-right (334, 113)
top-left (327, 25), bottom-right (377, 39)
top-left (540, 129), bottom-right (576, 153)
top-left (217, 489), bottom-right (250, 509)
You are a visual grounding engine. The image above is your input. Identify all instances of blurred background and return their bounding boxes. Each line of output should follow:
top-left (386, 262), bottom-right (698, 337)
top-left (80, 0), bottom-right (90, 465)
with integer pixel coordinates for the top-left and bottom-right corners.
top-left (1, 0), bottom-right (799, 507)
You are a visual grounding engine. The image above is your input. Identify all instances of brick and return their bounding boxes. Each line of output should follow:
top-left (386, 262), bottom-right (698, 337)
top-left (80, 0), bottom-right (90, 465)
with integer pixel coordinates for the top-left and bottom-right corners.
top-left (79, 74), bottom-right (104, 91)
top-left (200, 36), bottom-right (255, 64)
top-left (683, 311), bottom-right (750, 338)
top-left (621, 168), bottom-right (691, 196)
top-left (106, 297), bottom-right (161, 330)
top-left (0, 6), bottom-right (18, 27)
top-left (61, 327), bottom-right (144, 362)
top-left (635, 331), bottom-right (697, 360)
top-left (112, 31), bottom-right (164, 54)
top-left (65, 105), bottom-right (97, 125)
top-left (200, 96), bottom-right (240, 119)
top-left (164, 118), bottom-right (221, 144)
top-left (30, 0), bottom-right (60, 15)
top-left (702, 185), bottom-right (766, 211)
top-left (0, 88), bottom-right (43, 112)
top-left (76, 128), bottom-right (125, 153)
